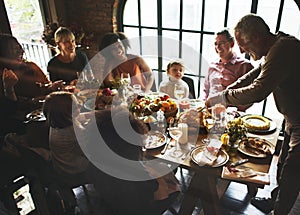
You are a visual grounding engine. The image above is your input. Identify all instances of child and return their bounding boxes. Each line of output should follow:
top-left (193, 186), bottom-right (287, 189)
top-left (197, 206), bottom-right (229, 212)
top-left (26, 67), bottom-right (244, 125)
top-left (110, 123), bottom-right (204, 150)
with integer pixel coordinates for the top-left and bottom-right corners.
top-left (159, 61), bottom-right (189, 99)
top-left (42, 91), bottom-right (92, 213)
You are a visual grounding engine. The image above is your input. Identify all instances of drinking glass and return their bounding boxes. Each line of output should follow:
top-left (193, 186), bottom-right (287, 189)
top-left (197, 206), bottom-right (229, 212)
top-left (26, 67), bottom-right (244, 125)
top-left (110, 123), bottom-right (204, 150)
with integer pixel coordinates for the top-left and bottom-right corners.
top-left (174, 83), bottom-right (185, 101)
top-left (83, 69), bottom-right (95, 82)
top-left (133, 84), bottom-right (142, 95)
top-left (168, 127), bottom-right (183, 158)
top-left (120, 73), bottom-right (131, 88)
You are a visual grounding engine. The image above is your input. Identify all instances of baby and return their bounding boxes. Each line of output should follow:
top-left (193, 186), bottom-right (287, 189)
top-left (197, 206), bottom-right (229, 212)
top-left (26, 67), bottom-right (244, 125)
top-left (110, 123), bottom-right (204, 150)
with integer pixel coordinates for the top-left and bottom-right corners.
top-left (159, 61), bottom-right (189, 99)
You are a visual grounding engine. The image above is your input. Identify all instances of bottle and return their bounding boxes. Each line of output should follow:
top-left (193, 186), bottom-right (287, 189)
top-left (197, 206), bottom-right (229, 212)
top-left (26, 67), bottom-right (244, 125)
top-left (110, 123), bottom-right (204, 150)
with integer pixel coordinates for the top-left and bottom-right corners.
top-left (156, 110), bottom-right (166, 133)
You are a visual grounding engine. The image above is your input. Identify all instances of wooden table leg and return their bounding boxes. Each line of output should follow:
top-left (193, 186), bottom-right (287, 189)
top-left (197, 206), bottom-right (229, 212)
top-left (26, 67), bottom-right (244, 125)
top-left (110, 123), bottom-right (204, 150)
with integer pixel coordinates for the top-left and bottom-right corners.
top-left (178, 173), bottom-right (222, 215)
top-left (247, 184), bottom-right (258, 197)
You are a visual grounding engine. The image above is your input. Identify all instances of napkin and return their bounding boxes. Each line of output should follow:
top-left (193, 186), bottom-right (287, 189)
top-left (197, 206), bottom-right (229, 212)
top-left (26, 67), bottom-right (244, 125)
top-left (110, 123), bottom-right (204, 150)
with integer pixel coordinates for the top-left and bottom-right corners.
top-left (221, 166), bottom-right (270, 185)
top-left (195, 139), bottom-right (222, 166)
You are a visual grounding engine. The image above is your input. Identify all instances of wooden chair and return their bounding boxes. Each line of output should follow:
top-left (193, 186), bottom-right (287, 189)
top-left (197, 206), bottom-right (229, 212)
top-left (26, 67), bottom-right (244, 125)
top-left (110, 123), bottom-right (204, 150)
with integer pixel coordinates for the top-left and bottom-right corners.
top-left (9, 142), bottom-right (91, 215)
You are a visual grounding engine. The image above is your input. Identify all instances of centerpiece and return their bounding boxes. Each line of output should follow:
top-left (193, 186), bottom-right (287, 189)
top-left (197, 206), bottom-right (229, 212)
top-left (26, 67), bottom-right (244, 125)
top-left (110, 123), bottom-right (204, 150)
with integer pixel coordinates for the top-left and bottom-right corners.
top-left (222, 117), bottom-right (247, 155)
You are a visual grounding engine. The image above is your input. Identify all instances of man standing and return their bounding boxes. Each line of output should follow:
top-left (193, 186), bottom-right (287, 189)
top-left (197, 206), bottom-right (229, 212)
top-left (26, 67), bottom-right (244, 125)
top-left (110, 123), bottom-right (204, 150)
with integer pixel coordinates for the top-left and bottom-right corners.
top-left (206, 14), bottom-right (300, 215)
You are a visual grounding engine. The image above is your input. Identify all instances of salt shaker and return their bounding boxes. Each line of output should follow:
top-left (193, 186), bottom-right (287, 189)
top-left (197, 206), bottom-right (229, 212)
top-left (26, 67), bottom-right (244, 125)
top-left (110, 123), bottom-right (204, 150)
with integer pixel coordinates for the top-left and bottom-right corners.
top-left (156, 110), bottom-right (166, 133)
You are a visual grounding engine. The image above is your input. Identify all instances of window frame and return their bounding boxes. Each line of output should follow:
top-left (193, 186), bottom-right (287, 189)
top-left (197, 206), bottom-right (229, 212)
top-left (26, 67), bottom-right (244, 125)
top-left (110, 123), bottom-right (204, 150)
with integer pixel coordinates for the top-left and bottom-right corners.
top-left (117, 0), bottom-right (298, 118)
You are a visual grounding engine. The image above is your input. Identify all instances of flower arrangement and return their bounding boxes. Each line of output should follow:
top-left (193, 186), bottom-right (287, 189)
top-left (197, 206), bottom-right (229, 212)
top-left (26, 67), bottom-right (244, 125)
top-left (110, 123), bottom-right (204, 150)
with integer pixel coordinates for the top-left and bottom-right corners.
top-left (42, 21), bottom-right (94, 50)
top-left (224, 118), bottom-right (248, 142)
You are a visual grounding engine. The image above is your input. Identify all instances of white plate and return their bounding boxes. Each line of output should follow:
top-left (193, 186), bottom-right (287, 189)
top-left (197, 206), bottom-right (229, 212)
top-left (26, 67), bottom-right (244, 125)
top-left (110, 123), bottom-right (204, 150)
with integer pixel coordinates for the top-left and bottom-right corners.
top-left (241, 115), bottom-right (277, 134)
top-left (26, 109), bottom-right (46, 122)
top-left (144, 131), bottom-right (166, 149)
top-left (77, 89), bottom-right (98, 98)
top-left (189, 99), bottom-right (205, 109)
top-left (238, 138), bottom-right (275, 158)
top-left (145, 92), bottom-right (167, 99)
top-left (190, 146), bottom-right (229, 167)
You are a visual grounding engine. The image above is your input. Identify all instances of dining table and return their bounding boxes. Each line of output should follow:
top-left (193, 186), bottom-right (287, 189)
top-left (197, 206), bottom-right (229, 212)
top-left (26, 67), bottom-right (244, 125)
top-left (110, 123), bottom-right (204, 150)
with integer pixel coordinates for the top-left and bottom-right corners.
top-left (145, 113), bottom-right (283, 215)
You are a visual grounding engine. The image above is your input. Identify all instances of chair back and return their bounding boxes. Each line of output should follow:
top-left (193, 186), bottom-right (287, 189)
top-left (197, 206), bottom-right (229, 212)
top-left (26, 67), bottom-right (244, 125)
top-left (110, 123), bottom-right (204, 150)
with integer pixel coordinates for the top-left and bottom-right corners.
top-left (182, 76), bottom-right (196, 99)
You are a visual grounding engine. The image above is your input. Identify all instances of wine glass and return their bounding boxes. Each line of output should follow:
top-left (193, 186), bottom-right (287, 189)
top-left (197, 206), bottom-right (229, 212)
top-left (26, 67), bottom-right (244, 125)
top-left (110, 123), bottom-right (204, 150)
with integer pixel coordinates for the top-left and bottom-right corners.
top-left (168, 127), bottom-right (183, 158)
top-left (119, 73), bottom-right (131, 105)
top-left (202, 118), bottom-right (215, 145)
top-left (202, 104), bottom-right (227, 145)
top-left (174, 83), bottom-right (185, 101)
top-left (83, 69), bottom-right (95, 83)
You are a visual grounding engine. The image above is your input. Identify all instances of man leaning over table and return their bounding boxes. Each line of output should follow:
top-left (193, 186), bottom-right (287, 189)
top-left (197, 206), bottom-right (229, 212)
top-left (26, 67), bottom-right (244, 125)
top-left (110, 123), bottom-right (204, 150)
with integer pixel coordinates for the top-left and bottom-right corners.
top-left (205, 14), bottom-right (300, 215)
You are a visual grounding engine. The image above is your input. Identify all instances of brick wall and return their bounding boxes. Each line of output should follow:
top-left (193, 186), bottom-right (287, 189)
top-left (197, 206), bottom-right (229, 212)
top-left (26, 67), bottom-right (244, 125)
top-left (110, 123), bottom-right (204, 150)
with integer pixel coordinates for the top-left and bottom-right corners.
top-left (62, 0), bottom-right (118, 58)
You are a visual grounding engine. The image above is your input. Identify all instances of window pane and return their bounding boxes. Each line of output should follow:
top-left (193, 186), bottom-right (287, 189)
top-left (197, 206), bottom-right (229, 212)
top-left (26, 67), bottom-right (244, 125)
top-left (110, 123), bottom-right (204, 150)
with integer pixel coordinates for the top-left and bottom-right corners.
top-left (201, 34), bottom-right (216, 77)
top-left (141, 1), bottom-right (157, 27)
top-left (280, 0), bottom-right (300, 38)
top-left (161, 32), bottom-right (180, 63)
top-left (123, 0), bottom-right (139, 26)
top-left (162, 0), bottom-right (180, 29)
top-left (140, 29), bottom-right (158, 69)
top-left (4, 0), bottom-right (44, 43)
top-left (203, 0), bottom-right (227, 31)
top-left (162, 30), bottom-right (179, 41)
top-left (257, 0), bottom-right (281, 32)
top-left (182, 0), bottom-right (202, 30)
top-left (124, 27), bottom-right (139, 39)
top-left (227, 0), bottom-right (252, 29)
top-left (182, 32), bottom-right (200, 75)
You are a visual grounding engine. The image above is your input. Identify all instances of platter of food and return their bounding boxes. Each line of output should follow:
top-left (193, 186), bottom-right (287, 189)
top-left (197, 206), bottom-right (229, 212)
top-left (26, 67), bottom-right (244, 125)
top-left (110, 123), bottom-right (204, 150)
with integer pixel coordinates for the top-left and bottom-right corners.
top-left (144, 131), bottom-right (166, 149)
top-left (238, 137), bottom-right (275, 158)
top-left (240, 114), bottom-right (277, 134)
top-left (129, 93), bottom-right (178, 118)
top-left (190, 146), bottom-right (229, 167)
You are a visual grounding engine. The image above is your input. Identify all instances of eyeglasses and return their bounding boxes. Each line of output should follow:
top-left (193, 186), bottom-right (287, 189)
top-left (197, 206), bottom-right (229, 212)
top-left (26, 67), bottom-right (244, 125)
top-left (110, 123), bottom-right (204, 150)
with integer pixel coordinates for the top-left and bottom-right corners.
top-left (214, 41), bottom-right (230, 47)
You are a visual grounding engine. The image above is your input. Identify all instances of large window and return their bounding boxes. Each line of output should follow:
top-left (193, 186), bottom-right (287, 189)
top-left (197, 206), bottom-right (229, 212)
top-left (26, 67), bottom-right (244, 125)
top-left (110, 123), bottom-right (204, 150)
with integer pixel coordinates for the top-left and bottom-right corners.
top-left (120, 0), bottom-right (300, 119)
top-left (3, 0), bottom-right (50, 73)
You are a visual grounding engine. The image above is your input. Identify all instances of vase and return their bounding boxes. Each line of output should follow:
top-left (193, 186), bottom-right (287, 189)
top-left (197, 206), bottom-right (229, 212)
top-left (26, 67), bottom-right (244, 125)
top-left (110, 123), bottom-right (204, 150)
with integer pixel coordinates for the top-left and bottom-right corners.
top-left (226, 139), bottom-right (240, 156)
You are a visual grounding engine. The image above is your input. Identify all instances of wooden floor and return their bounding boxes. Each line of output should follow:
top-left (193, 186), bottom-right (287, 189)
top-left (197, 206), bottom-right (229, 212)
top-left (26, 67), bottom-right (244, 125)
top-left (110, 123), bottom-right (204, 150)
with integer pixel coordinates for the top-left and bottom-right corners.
top-left (73, 154), bottom-right (300, 215)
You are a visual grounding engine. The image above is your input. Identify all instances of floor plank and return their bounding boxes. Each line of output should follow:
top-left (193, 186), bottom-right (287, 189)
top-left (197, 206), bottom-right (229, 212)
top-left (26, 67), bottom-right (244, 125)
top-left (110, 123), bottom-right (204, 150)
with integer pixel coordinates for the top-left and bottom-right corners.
top-left (72, 155), bottom-right (300, 215)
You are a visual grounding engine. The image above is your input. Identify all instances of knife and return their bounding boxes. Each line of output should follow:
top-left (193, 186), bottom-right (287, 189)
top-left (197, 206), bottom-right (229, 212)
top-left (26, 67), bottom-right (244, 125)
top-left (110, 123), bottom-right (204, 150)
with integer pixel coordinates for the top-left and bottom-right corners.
top-left (161, 137), bottom-right (172, 155)
top-left (230, 158), bottom-right (249, 167)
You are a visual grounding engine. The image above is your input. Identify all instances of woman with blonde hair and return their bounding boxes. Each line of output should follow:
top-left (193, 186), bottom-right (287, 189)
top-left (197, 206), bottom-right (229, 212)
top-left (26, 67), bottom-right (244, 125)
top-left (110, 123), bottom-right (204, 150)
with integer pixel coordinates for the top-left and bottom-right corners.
top-left (47, 27), bottom-right (93, 84)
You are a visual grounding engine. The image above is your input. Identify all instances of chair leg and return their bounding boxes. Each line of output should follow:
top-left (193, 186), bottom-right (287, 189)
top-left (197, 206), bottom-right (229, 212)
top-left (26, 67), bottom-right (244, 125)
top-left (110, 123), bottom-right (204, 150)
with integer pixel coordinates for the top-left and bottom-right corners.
top-left (82, 185), bottom-right (90, 203)
top-left (168, 206), bottom-right (179, 215)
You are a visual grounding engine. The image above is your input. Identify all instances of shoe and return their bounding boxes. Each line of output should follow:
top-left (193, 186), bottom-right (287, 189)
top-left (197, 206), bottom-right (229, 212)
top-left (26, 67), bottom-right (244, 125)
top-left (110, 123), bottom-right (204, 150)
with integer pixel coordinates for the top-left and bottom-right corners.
top-left (251, 197), bottom-right (274, 213)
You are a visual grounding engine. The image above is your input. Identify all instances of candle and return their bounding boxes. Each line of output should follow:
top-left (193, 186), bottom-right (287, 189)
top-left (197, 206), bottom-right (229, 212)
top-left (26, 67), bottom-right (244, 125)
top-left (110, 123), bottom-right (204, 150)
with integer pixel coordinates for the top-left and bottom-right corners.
top-left (178, 123), bottom-right (188, 144)
top-left (179, 100), bottom-right (190, 110)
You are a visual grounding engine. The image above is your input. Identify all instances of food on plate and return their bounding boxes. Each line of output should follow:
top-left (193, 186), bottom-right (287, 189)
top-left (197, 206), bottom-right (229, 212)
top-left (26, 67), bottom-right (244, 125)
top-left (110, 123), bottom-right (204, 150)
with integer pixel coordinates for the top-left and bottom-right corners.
top-left (129, 94), bottom-right (177, 117)
top-left (241, 115), bottom-right (270, 130)
top-left (102, 88), bottom-right (118, 96)
top-left (178, 109), bottom-right (209, 128)
top-left (143, 115), bottom-right (157, 123)
top-left (94, 88), bottom-right (118, 109)
top-left (242, 137), bottom-right (273, 155)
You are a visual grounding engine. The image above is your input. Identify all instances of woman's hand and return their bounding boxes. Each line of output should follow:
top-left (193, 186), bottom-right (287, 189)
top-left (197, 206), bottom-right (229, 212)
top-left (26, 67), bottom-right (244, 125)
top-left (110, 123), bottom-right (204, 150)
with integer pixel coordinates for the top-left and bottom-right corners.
top-left (2, 68), bottom-right (18, 101)
top-left (49, 80), bottom-right (65, 91)
top-left (2, 68), bottom-right (18, 89)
